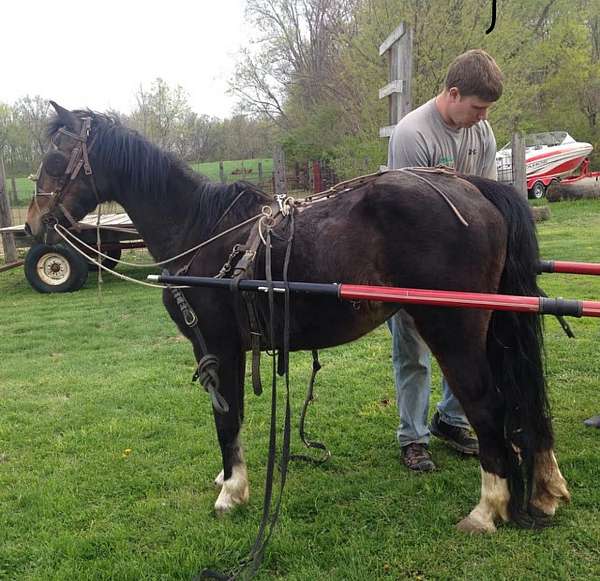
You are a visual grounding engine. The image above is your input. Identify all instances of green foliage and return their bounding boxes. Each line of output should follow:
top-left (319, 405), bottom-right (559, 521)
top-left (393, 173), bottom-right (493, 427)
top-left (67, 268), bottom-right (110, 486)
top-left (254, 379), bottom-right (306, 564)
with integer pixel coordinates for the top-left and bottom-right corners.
top-left (330, 133), bottom-right (388, 179)
top-left (281, 104), bottom-right (348, 161)
top-left (1, 201), bottom-right (600, 578)
top-left (241, 0), bottom-right (600, 170)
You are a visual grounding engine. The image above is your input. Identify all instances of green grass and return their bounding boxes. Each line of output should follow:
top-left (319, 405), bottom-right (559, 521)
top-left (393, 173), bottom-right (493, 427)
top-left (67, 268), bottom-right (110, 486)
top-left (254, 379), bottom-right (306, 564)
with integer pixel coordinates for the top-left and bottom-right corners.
top-left (1, 201), bottom-right (600, 579)
top-left (6, 177), bottom-right (35, 208)
top-left (191, 159), bottom-right (273, 185)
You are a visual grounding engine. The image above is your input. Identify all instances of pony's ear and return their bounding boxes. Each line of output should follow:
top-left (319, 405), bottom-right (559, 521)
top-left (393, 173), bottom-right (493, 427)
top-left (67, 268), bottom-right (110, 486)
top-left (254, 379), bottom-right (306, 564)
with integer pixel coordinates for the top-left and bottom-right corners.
top-left (49, 101), bottom-right (81, 132)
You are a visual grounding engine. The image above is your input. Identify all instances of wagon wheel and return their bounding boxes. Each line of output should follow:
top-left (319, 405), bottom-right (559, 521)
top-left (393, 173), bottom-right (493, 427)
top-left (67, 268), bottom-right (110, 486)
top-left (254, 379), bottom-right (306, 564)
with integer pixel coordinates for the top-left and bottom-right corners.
top-left (24, 243), bottom-right (89, 293)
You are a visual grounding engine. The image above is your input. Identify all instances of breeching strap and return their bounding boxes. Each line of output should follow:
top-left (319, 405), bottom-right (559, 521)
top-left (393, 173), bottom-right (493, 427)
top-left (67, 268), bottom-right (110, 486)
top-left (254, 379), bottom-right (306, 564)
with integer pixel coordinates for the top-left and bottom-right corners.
top-left (290, 350), bottom-right (332, 465)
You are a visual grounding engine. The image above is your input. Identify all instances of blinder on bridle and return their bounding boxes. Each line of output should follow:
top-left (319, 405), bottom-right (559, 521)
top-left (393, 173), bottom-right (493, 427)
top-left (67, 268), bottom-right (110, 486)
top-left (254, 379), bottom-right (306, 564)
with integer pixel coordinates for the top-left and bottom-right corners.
top-left (43, 150), bottom-right (70, 178)
top-left (31, 116), bottom-right (100, 231)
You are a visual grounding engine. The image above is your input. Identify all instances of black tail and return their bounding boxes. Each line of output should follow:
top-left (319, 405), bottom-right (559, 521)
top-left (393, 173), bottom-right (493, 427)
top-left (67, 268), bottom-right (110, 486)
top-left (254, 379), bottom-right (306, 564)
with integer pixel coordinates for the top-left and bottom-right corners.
top-left (463, 176), bottom-right (553, 521)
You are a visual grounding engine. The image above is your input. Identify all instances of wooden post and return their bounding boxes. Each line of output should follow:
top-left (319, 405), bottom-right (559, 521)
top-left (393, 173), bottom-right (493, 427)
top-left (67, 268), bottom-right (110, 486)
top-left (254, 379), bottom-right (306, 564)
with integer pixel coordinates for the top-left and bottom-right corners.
top-left (273, 145), bottom-right (287, 195)
top-left (0, 158), bottom-right (18, 264)
top-left (258, 161), bottom-right (263, 186)
top-left (379, 22), bottom-right (413, 138)
top-left (511, 132), bottom-right (527, 199)
top-left (219, 161), bottom-right (226, 184)
top-left (10, 177), bottom-right (18, 205)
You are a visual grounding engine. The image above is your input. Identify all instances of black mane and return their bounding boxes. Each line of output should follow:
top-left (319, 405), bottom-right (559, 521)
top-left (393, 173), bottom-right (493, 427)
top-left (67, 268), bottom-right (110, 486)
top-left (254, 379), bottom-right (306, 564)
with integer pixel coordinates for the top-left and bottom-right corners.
top-left (47, 110), bottom-right (271, 231)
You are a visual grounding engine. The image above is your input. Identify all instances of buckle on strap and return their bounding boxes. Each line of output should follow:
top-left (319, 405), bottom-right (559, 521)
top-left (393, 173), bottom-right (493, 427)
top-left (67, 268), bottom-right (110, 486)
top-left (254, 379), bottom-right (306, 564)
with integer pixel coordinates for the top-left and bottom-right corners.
top-left (275, 193), bottom-right (294, 216)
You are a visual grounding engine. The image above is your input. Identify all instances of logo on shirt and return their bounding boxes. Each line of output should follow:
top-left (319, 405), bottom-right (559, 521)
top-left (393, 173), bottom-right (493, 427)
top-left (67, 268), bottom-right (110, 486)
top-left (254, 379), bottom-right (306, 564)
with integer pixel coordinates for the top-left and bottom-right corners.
top-left (468, 148), bottom-right (478, 156)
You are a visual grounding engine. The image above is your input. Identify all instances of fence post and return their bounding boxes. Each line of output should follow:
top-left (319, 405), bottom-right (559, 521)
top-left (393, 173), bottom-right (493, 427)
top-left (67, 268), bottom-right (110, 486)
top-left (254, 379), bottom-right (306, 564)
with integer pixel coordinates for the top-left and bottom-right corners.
top-left (273, 145), bottom-right (287, 195)
top-left (312, 160), bottom-right (323, 193)
top-left (511, 132), bottom-right (527, 200)
top-left (258, 161), bottom-right (263, 186)
top-left (0, 158), bottom-right (18, 264)
top-left (219, 161), bottom-right (226, 184)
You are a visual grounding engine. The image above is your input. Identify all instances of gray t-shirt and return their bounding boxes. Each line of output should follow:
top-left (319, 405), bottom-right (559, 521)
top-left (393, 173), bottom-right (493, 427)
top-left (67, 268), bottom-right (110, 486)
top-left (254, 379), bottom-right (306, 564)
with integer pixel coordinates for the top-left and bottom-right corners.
top-left (387, 98), bottom-right (497, 179)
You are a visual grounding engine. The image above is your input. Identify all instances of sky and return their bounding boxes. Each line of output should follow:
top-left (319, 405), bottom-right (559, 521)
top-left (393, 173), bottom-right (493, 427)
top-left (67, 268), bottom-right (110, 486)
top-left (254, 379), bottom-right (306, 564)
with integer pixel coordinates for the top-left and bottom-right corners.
top-left (4, 0), bottom-right (250, 119)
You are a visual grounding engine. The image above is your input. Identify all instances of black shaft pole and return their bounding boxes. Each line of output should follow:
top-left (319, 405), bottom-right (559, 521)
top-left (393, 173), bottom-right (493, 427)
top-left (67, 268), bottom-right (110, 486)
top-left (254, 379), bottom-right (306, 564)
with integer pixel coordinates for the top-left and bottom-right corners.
top-left (150, 274), bottom-right (340, 298)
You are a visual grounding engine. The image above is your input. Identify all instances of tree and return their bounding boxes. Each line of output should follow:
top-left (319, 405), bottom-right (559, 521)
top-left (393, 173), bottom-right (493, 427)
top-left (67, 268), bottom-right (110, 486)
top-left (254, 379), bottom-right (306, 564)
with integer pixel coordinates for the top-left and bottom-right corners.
top-left (129, 78), bottom-right (193, 152)
top-left (14, 96), bottom-right (50, 161)
top-left (231, 0), bottom-right (358, 126)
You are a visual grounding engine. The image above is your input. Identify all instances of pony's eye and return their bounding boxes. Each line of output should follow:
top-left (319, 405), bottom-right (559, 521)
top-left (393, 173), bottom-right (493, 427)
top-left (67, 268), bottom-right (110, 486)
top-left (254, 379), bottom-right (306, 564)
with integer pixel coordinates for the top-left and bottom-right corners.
top-left (43, 151), bottom-right (69, 177)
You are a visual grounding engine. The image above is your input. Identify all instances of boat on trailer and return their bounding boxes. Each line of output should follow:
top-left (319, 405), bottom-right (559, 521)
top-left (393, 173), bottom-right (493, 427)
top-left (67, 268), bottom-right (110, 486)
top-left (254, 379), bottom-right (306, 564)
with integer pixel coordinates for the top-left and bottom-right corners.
top-left (496, 131), bottom-right (594, 199)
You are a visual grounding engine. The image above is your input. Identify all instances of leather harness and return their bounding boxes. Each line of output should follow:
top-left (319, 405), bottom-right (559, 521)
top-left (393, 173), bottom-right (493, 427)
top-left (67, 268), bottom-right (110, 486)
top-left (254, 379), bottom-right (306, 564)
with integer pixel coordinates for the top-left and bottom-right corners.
top-left (33, 117), bottom-right (101, 234)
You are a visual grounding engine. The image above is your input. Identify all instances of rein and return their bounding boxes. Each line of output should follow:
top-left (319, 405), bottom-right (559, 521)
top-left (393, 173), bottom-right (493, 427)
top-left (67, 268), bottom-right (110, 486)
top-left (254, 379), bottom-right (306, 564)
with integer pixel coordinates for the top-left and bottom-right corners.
top-left (53, 209), bottom-right (267, 272)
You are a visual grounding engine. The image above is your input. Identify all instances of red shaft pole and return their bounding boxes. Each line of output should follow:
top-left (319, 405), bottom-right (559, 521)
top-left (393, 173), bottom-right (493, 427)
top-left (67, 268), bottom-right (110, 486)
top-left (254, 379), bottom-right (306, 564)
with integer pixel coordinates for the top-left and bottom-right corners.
top-left (340, 284), bottom-right (600, 318)
top-left (582, 301), bottom-right (600, 317)
top-left (543, 260), bottom-right (600, 276)
top-left (341, 285), bottom-right (539, 312)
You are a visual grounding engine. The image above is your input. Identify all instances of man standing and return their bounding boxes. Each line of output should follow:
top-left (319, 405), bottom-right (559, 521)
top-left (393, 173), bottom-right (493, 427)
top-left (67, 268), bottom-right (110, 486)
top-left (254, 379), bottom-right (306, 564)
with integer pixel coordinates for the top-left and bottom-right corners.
top-left (388, 49), bottom-right (504, 472)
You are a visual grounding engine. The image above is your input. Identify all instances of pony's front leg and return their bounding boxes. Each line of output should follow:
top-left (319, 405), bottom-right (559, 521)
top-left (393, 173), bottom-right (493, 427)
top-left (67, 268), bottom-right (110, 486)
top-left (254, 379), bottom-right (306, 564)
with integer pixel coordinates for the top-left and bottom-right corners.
top-left (211, 348), bottom-right (250, 515)
top-left (530, 450), bottom-right (570, 517)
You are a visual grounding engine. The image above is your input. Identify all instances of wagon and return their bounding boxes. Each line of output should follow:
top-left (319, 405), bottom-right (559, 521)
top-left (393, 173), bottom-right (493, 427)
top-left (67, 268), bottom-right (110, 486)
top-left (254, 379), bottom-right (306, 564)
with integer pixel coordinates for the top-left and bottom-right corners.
top-left (0, 213), bottom-right (145, 293)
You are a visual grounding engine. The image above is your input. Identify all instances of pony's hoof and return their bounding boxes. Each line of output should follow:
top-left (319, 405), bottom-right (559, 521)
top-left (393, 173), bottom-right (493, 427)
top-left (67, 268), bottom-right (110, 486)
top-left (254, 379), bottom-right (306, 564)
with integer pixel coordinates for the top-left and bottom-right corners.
top-left (512, 507), bottom-right (554, 530)
top-left (456, 515), bottom-right (497, 534)
top-left (527, 505), bottom-right (554, 528)
top-left (213, 465), bottom-right (249, 516)
top-left (214, 498), bottom-right (236, 517)
top-left (214, 470), bottom-right (224, 488)
top-left (214, 486), bottom-right (249, 516)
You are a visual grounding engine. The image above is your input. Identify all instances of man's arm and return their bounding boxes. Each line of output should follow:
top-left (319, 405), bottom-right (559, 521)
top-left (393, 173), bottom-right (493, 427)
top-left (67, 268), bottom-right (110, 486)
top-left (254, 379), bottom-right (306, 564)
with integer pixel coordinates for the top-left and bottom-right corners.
top-left (480, 122), bottom-right (498, 180)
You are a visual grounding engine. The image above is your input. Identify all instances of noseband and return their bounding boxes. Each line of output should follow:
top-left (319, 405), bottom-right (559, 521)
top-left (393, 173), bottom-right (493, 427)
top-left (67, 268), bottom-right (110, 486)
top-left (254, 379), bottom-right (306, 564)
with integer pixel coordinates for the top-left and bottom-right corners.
top-left (33, 116), bottom-right (100, 231)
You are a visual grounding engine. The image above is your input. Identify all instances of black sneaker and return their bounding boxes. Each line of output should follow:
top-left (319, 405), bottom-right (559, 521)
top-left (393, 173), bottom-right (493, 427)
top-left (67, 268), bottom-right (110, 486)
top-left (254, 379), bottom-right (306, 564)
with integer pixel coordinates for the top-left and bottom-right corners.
top-left (401, 443), bottom-right (436, 472)
top-left (430, 411), bottom-right (479, 455)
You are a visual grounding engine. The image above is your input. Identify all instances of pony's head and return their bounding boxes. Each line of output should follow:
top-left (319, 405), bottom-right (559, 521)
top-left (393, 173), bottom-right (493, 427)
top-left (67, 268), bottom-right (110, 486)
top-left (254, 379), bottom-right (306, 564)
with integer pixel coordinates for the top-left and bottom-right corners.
top-left (26, 101), bottom-right (108, 243)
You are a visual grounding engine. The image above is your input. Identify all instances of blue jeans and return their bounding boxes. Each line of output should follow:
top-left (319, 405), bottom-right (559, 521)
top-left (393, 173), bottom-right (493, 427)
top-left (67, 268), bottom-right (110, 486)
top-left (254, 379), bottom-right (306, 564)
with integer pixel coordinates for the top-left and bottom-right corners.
top-left (388, 310), bottom-right (470, 447)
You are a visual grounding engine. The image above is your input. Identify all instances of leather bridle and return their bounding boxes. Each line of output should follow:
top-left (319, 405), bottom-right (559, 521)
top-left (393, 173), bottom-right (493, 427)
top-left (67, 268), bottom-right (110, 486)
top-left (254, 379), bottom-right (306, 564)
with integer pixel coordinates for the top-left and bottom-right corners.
top-left (33, 116), bottom-right (100, 232)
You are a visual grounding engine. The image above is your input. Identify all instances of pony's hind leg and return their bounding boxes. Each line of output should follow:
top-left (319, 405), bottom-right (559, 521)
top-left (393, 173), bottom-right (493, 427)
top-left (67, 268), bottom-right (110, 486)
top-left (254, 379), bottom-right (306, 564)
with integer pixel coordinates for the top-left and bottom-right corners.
top-left (530, 450), bottom-right (570, 517)
top-left (413, 309), bottom-right (512, 533)
top-left (457, 468), bottom-right (510, 533)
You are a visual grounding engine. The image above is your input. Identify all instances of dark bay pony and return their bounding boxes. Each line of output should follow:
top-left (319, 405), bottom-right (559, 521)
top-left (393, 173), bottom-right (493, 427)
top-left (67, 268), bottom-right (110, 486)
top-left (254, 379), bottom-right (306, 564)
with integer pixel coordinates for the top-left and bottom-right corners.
top-left (26, 102), bottom-right (570, 534)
